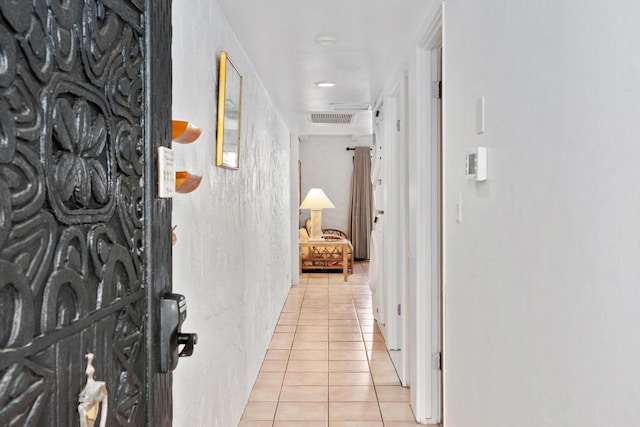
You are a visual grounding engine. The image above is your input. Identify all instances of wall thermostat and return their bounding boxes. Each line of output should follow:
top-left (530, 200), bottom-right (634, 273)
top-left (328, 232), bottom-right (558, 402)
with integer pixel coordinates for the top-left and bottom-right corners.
top-left (465, 146), bottom-right (487, 181)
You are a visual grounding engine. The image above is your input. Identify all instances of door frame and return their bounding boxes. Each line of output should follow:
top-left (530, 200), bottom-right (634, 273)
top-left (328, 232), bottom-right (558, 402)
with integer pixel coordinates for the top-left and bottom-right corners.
top-left (144, 1), bottom-right (174, 424)
top-left (408, 1), bottom-right (443, 424)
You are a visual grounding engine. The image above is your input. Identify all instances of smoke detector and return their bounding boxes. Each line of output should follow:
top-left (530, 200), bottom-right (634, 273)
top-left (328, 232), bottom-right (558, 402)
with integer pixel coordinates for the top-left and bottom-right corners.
top-left (315, 33), bottom-right (338, 46)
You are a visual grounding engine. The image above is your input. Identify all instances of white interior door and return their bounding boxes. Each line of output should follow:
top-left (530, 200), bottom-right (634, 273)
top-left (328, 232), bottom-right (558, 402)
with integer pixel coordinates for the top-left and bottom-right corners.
top-left (382, 93), bottom-right (397, 349)
top-left (381, 79), bottom-right (410, 385)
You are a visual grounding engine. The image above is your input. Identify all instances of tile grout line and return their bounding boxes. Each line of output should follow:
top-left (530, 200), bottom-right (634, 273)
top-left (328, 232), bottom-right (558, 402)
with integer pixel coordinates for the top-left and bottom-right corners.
top-left (244, 263), bottom-right (413, 426)
top-left (272, 275), bottom-right (307, 425)
top-left (354, 272), bottom-right (388, 427)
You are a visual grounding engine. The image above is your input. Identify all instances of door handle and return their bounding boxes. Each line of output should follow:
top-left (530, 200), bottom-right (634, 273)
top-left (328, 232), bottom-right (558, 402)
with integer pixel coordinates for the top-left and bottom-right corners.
top-left (177, 332), bottom-right (198, 357)
top-left (159, 293), bottom-right (198, 372)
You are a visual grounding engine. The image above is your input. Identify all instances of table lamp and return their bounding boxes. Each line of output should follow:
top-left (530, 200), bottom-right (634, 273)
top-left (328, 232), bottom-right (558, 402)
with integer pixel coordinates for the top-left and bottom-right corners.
top-left (300, 188), bottom-right (335, 241)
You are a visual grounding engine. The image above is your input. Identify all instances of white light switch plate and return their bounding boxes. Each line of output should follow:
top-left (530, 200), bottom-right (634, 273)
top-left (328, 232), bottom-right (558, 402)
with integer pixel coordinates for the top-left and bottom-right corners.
top-left (157, 146), bottom-right (175, 198)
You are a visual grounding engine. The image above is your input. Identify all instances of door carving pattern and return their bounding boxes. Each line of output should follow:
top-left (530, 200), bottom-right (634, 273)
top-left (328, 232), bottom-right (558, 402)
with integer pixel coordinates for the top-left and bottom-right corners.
top-left (0, 1), bottom-right (154, 425)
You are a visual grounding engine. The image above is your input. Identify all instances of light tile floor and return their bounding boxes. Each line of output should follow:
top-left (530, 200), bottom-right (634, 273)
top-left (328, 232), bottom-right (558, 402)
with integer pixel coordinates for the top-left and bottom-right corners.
top-left (239, 262), bottom-right (434, 427)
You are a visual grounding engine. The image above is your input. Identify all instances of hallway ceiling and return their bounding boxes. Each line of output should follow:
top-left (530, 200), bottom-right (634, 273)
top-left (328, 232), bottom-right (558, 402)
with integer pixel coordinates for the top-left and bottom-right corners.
top-left (216, 0), bottom-right (433, 137)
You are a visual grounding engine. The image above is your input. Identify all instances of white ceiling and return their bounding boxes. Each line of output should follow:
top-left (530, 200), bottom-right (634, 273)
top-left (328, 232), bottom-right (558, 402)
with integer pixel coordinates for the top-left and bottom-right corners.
top-left (216, 0), bottom-right (433, 137)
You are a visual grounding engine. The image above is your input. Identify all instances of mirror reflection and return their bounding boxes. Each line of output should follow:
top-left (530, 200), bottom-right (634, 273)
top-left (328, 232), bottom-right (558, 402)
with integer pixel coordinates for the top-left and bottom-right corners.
top-left (216, 51), bottom-right (242, 169)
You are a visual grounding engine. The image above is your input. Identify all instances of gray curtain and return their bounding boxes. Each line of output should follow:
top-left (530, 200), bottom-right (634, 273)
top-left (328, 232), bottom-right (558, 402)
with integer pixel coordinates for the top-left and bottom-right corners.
top-left (348, 147), bottom-right (373, 259)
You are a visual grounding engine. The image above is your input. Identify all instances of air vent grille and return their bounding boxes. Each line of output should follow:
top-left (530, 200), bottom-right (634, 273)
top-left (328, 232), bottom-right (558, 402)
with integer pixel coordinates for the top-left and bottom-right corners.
top-left (308, 112), bottom-right (356, 125)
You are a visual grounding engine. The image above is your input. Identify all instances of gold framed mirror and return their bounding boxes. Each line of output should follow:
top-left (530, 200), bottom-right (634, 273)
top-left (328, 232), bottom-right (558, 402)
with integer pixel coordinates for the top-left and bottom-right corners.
top-left (216, 51), bottom-right (242, 169)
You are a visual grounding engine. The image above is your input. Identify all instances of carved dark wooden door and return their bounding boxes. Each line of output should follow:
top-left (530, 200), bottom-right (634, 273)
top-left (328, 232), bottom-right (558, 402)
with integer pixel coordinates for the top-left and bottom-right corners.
top-left (0, 1), bottom-right (173, 426)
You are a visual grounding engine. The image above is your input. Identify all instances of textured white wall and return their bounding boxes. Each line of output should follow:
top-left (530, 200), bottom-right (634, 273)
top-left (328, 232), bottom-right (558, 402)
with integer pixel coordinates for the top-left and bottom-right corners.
top-left (444, 0), bottom-right (640, 425)
top-left (171, 1), bottom-right (291, 426)
top-left (299, 135), bottom-right (373, 233)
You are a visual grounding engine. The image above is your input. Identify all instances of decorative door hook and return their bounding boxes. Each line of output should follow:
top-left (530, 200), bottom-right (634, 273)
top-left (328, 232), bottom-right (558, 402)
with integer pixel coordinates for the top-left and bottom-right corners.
top-left (78, 353), bottom-right (108, 427)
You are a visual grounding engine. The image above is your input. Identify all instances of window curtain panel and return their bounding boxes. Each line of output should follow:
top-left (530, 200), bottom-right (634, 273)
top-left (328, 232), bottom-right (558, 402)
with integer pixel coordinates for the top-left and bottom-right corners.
top-left (348, 147), bottom-right (373, 259)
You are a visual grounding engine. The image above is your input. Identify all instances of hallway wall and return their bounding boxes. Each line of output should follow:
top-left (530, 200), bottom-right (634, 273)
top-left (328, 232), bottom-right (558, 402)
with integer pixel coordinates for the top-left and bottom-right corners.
top-left (299, 135), bottom-right (373, 233)
top-left (444, 0), bottom-right (640, 425)
top-left (171, 1), bottom-right (291, 425)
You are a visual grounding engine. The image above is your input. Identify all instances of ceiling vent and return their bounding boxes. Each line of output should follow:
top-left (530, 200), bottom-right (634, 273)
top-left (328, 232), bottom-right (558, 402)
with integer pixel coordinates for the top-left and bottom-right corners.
top-left (308, 112), bottom-right (356, 125)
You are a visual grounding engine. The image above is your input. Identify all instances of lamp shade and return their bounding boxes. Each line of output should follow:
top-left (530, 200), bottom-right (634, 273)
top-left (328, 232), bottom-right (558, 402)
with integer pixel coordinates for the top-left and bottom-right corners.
top-left (300, 188), bottom-right (335, 209)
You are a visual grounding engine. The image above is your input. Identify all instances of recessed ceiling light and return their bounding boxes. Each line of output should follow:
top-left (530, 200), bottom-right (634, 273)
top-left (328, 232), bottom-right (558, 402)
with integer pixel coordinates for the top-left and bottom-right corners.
top-left (315, 33), bottom-right (338, 46)
top-left (315, 81), bottom-right (336, 88)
